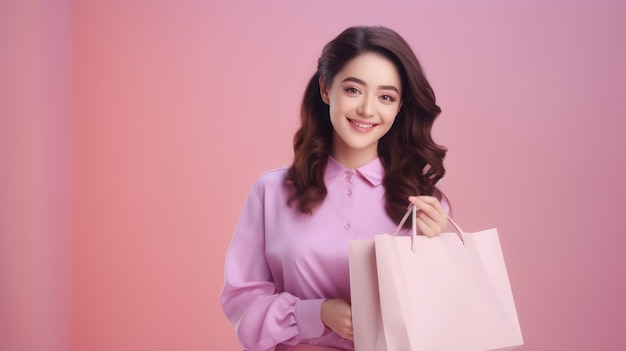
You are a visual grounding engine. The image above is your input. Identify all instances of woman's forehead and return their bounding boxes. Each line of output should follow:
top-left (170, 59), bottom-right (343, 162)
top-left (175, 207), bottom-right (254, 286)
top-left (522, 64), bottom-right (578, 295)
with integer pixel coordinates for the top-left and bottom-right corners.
top-left (333, 53), bottom-right (402, 91)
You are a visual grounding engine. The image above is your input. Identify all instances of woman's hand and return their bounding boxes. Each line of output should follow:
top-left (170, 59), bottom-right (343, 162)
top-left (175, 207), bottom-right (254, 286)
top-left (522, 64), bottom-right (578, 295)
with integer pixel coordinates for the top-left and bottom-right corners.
top-left (408, 195), bottom-right (448, 237)
top-left (320, 298), bottom-right (353, 340)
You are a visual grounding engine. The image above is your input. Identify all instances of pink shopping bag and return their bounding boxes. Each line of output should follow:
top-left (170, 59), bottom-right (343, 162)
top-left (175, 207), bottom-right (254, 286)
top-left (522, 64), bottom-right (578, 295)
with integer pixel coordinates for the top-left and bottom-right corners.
top-left (350, 206), bottom-right (523, 351)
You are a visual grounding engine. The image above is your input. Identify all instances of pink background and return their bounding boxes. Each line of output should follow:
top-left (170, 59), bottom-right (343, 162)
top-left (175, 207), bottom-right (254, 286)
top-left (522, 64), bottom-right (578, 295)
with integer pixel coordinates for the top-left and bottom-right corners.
top-left (1, 0), bottom-right (625, 350)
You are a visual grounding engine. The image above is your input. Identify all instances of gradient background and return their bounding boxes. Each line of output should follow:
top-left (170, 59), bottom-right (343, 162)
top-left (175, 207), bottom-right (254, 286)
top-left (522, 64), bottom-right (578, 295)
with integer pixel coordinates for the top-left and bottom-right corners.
top-left (1, 0), bottom-right (625, 350)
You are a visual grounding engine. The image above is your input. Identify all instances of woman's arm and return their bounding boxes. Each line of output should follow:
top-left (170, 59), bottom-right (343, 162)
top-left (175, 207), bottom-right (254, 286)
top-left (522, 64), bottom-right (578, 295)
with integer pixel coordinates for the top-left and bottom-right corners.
top-left (221, 185), bottom-right (327, 351)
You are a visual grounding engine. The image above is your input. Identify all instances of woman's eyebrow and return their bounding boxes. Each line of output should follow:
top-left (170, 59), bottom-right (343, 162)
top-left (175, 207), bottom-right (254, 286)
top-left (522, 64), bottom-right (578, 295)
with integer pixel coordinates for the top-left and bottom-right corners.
top-left (341, 76), bottom-right (400, 94)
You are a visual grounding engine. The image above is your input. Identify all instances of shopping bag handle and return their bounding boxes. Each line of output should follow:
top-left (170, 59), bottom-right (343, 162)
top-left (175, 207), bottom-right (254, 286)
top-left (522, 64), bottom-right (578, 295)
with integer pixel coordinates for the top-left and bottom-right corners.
top-left (392, 205), bottom-right (466, 250)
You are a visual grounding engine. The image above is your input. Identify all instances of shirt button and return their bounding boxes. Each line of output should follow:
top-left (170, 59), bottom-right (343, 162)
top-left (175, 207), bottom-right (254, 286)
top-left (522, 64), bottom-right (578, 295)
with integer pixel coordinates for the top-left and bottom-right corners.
top-left (346, 189), bottom-right (352, 196)
top-left (341, 275), bottom-right (347, 283)
top-left (344, 224), bottom-right (351, 230)
top-left (345, 171), bottom-right (353, 179)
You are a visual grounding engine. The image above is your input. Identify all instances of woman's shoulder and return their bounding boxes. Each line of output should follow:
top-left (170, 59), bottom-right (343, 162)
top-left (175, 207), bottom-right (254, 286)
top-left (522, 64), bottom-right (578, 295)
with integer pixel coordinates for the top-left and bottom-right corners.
top-left (250, 167), bottom-right (290, 195)
top-left (255, 167), bottom-right (288, 184)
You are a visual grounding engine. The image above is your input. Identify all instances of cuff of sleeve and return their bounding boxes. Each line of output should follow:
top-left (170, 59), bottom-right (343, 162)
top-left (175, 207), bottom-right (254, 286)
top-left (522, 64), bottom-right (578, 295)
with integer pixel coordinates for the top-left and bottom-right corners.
top-left (295, 299), bottom-right (326, 339)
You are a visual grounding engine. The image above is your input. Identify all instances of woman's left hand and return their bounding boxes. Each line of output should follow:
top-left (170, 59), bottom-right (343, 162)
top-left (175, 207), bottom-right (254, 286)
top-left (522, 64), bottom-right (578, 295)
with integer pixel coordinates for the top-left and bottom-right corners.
top-left (408, 195), bottom-right (448, 237)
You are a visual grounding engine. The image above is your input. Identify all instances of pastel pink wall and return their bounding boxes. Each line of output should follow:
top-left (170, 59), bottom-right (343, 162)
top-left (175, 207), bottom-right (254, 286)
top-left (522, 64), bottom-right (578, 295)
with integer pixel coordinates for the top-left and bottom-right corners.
top-left (2, 0), bottom-right (625, 350)
top-left (0, 1), bottom-right (71, 351)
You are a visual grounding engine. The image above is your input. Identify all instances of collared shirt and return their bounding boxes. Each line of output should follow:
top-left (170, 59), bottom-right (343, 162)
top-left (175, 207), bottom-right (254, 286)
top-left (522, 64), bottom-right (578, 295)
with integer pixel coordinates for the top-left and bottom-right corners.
top-left (221, 157), bottom-right (415, 351)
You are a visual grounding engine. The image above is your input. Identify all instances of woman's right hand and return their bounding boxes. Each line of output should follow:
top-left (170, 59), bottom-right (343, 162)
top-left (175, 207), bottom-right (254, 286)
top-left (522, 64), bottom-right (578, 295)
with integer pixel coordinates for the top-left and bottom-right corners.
top-left (320, 298), bottom-right (353, 340)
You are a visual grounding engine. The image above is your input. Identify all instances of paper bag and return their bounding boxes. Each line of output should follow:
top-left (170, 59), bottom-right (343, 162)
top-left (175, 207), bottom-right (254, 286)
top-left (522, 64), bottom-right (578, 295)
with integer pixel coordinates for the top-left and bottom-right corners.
top-left (350, 207), bottom-right (523, 351)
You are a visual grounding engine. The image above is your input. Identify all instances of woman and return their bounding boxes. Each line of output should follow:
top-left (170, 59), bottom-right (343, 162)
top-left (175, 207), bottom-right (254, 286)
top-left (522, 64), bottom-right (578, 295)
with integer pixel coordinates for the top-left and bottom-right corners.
top-left (221, 26), bottom-right (449, 351)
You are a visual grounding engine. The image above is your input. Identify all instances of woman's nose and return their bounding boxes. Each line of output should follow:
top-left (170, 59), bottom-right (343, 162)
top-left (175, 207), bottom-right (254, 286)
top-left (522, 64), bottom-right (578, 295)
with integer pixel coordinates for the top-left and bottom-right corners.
top-left (357, 96), bottom-right (375, 117)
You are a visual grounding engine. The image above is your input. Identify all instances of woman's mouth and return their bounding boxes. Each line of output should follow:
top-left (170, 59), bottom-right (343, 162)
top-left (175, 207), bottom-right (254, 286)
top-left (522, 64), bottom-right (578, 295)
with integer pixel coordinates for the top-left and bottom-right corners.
top-left (349, 118), bottom-right (376, 129)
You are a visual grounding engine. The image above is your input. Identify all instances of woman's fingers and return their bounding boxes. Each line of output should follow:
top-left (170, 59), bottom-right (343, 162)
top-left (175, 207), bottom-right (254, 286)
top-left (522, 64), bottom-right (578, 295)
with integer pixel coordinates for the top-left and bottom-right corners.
top-left (415, 211), bottom-right (444, 237)
top-left (320, 298), bottom-right (354, 340)
top-left (408, 196), bottom-right (448, 237)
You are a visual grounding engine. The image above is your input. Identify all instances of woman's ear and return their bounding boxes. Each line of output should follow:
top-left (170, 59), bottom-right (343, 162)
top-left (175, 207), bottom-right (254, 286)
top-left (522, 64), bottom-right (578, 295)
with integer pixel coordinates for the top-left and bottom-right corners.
top-left (319, 77), bottom-right (330, 105)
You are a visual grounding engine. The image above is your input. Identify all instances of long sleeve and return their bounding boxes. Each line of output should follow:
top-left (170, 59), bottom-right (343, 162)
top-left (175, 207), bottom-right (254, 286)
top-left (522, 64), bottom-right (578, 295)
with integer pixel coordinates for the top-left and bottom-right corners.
top-left (221, 160), bottom-right (416, 351)
top-left (221, 181), bottom-right (327, 351)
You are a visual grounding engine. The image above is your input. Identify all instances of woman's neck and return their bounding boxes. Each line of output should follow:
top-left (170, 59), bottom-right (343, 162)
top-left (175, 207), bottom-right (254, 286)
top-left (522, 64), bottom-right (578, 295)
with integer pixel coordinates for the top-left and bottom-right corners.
top-left (331, 146), bottom-right (378, 169)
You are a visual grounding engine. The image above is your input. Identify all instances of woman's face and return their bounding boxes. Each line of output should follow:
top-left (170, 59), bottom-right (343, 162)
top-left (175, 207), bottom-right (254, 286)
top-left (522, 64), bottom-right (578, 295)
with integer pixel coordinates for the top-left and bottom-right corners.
top-left (321, 52), bottom-right (402, 168)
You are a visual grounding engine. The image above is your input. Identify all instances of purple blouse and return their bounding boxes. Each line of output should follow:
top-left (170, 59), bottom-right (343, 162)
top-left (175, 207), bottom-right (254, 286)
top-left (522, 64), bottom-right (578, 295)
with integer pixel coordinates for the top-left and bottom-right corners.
top-left (221, 157), bottom-right (421, 351)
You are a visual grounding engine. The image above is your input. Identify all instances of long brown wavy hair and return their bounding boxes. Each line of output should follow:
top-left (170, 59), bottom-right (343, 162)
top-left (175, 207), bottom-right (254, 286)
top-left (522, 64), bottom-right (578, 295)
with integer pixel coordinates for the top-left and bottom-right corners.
top-left (286, 26), bottom-right (448, 226)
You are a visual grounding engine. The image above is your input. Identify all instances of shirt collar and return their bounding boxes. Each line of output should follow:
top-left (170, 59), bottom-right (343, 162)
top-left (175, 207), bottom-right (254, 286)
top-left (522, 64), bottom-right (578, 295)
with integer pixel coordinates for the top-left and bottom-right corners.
top-left (357, 157), bottom-right (385, 186)
top-left (324, 156), bottom-right (384, 186)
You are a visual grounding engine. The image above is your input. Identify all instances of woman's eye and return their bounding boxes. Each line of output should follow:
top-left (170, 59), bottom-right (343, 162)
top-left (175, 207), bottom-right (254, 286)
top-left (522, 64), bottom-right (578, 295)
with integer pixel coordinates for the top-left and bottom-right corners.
top-left (381, 95), bottom-right (397, 102)
top-left (345, 86), bottom-right (360, 94)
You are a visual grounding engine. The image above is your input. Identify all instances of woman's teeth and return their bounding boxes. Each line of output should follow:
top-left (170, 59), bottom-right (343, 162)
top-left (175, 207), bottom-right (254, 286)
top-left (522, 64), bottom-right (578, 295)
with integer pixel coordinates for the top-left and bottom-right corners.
top-left (351, 120), bottom-right (374, 128)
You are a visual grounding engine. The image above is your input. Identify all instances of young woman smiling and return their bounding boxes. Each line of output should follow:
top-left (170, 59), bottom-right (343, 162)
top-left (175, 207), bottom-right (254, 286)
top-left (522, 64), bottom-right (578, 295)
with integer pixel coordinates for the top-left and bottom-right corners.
top-left (221, 26), bottom-right (449, 351)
